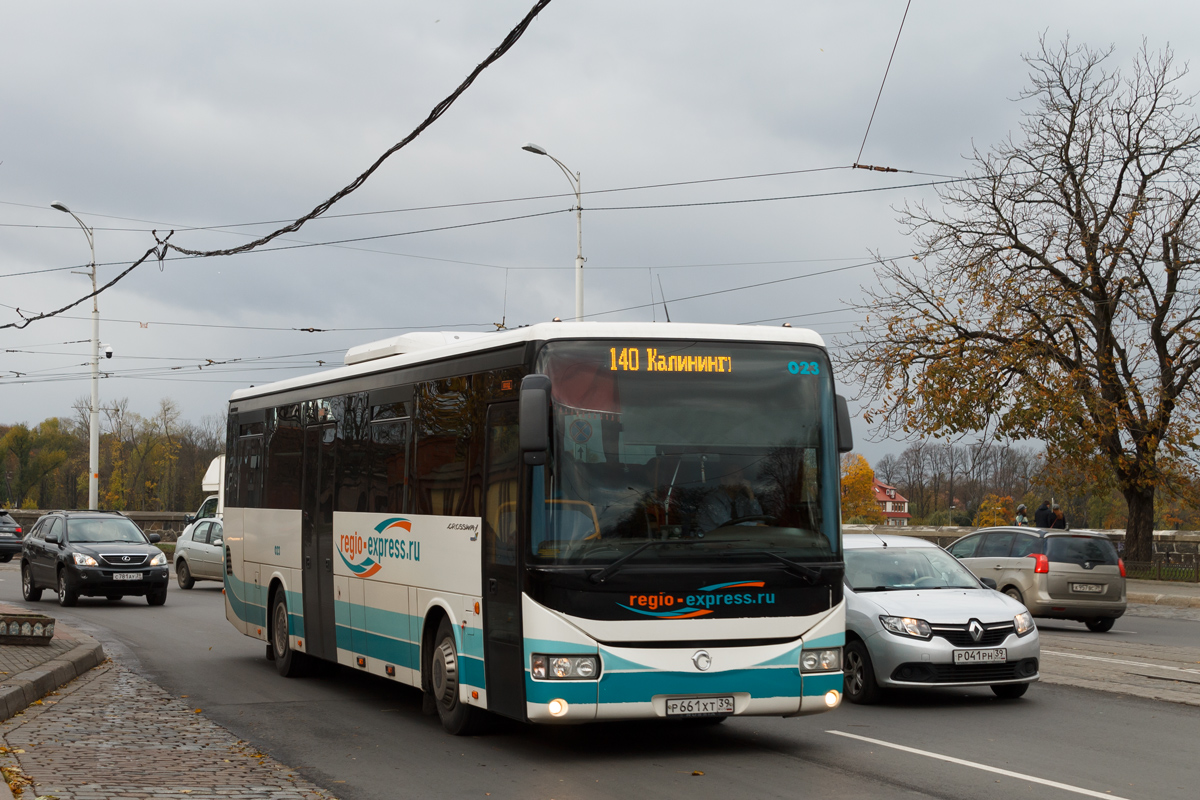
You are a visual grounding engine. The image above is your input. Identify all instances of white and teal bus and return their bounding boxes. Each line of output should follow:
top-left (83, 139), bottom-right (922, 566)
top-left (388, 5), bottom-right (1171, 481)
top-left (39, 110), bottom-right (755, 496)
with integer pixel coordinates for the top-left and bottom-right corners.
top-left (221, 322), bottom-right (852, 734)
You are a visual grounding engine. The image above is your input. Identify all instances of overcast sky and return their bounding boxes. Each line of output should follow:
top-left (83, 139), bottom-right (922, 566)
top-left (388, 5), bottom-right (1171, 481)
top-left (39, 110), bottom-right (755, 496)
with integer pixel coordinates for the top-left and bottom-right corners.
top-left (4, 1), bottom-right (1200, 461)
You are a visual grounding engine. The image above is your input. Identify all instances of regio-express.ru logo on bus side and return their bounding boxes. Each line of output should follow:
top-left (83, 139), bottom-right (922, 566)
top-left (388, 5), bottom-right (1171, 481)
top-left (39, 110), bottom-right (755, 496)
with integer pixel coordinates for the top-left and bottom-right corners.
top-left (337, 517), bottom-right (420, 578)
top-left (618, 581), bottom-right (774, 619)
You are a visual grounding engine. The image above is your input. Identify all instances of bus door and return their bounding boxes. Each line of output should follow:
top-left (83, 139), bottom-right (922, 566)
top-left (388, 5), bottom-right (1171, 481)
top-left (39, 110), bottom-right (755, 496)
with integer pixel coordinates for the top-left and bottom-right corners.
top-left (482, 402), bottom-right (525, 718)
top-left (302, 422), bottom-right (337, 662)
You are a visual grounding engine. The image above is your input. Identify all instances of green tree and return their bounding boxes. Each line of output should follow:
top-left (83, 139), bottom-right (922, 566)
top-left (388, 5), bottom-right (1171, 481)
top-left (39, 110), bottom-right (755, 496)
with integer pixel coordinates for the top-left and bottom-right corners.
top-left (0, 419), bottom-right (72, 507)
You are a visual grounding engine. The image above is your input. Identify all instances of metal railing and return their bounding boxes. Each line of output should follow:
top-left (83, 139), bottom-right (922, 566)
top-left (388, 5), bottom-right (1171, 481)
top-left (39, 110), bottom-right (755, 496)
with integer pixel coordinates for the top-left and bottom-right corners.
top-left (1123, 559), bottom-right (1200, 582)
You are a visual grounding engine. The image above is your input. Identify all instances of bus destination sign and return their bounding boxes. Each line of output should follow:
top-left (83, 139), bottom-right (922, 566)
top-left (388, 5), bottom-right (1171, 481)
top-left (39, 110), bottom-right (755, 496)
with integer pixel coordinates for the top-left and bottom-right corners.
top-left (609, 346), bottom-right (732, 374)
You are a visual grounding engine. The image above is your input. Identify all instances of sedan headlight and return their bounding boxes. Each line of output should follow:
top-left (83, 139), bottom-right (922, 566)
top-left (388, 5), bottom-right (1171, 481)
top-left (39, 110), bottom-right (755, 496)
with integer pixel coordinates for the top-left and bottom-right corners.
top-left (149, 552), bottom-right (167, 567)
top-left (73, 553), bottom-right (99, 567)
top-left (879, 615), bottom-right (933, 639)
top-left (1014, 610), bottom-right (1035, 636)
top-left (800, 648), bottom-right (842, 672)
top-left (530, 654), bottom-right (599, 680)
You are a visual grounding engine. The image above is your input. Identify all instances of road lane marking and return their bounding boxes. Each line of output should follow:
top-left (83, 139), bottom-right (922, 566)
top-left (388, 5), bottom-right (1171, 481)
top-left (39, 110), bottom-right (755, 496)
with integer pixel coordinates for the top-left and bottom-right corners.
top-left (827, 730), bottom-right (1133, 800)
top-left (1042, 649), bottom-right (1200, 675)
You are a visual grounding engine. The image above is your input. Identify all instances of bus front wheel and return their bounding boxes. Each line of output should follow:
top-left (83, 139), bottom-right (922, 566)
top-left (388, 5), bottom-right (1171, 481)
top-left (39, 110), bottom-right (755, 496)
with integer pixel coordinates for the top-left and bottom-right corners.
top-left (430, 617), bottom-right (485, 735)
top-left (272, 591), bottom-right (307, 678)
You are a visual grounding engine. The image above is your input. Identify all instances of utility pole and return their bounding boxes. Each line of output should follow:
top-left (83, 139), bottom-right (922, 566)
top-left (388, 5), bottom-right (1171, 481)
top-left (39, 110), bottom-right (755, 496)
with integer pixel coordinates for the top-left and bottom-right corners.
top-left (521, 143), bottom-right (585, 321)
top-left (51, 202), bottom-right (100, 510)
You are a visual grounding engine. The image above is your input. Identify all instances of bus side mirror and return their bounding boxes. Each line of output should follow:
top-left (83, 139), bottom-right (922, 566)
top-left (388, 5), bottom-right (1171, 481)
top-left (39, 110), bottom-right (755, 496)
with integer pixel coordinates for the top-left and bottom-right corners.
top-left (836, 394), bottom-right (854, 453)
top-left (520, 374), bottom-right (551, 465)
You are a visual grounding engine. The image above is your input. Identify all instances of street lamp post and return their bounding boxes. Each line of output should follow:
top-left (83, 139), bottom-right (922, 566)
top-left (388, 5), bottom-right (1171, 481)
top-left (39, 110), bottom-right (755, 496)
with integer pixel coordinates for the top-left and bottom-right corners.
top-left (51, 202), bottom-right (100, 510)
top-left (521, 143), bottom-right (584, 321)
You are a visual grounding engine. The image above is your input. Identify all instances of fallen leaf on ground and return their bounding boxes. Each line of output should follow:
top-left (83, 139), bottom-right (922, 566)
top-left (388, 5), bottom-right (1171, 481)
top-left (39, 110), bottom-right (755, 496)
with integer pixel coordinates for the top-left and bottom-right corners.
top-left (692, 771), bottom-right (704, 776)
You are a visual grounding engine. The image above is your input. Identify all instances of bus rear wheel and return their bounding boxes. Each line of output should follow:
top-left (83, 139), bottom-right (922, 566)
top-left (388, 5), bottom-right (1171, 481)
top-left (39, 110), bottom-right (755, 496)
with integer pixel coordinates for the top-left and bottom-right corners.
top-left (272, 591), bottom-right (307, 677)
top-left (430, 617), bottom-right (485, 736)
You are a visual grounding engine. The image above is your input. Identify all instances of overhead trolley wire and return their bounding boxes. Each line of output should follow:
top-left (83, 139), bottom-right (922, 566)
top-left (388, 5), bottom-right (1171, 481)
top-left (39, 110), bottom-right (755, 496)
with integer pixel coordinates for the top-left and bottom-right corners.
top-left (0, 0), bottom-right (554, 330)
top-left (854, 0), bottom-right (913, 167)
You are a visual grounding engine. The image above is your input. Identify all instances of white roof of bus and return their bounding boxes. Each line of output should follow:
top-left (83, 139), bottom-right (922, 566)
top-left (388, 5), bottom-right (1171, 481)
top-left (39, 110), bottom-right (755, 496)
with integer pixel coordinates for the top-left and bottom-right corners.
top-left (228, 321), bottom-right (826, 402)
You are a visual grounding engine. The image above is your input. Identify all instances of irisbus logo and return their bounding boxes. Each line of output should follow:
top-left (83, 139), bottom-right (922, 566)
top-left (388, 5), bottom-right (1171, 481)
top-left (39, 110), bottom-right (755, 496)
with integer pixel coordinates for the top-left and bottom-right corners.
top-left (337, 518), bottom-right (420, 578)
top-left (618, 581), bottom-right (774, 619)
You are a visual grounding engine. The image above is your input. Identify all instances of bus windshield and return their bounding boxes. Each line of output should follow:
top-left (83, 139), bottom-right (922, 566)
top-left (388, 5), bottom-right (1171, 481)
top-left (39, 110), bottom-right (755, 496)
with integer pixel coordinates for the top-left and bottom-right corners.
top-left (530, 340), bottom-right (841, 567)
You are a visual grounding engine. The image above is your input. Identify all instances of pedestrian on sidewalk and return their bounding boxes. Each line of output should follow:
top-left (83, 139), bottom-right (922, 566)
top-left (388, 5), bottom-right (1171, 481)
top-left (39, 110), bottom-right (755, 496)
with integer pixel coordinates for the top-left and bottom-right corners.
top-left (1034, 499), bottom-right (1053, 528)
top-left (1049, 504), bottom-right (1067, 529)
top-left (1015, 504), bottom-right (1029, 526)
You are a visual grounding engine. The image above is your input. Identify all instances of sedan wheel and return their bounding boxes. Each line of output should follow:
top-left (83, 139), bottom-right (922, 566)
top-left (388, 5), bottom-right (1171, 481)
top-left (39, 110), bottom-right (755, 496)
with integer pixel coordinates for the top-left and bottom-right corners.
top-left (177, 560), bottom-right (195, 590)
top-left (843, 640), bottom-right (882, 704)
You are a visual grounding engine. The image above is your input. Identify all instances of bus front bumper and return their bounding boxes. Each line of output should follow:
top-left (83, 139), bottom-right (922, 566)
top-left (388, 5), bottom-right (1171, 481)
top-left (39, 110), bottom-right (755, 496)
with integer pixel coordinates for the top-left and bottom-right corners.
top-left (524, 643), bottom-right (843, 723)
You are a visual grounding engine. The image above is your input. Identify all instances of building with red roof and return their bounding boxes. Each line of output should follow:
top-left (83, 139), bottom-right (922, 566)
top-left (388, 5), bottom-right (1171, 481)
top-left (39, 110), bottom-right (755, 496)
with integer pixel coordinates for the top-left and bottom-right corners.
top-left (873, 479), bottom-right (912, 527)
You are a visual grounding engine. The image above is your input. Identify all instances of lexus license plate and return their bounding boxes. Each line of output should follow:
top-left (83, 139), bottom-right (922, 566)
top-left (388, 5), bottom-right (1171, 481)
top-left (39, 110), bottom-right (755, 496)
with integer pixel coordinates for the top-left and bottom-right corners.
top-left (1071, 583), bottom-right (1103, 593)
top-left (114, 572), bottom-right (142, 581)
top-left (665, 696), bottom-right (734, 717)
top-left (953, 648), bottom-right (1007, 664)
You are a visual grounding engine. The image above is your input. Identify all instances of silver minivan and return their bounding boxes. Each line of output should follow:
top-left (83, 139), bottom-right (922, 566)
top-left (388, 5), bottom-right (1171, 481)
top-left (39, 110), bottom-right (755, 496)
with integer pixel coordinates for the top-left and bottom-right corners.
top-left (947, 527), bottom-right (1126, 631)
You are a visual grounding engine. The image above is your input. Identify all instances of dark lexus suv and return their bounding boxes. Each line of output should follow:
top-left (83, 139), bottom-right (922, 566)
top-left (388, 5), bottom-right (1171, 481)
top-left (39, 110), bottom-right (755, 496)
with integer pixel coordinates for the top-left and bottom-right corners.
top-left (21, 511), bottom-right (169, 606)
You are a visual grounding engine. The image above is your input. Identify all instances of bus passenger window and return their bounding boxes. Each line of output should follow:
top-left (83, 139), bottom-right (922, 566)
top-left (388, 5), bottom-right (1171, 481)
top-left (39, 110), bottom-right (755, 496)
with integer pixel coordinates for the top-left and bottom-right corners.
top-left (370, 419), bottom-right (408, 513)
top-left (238, 437), bottom-right (263, 509)
top-left (265, 405), bottom-right (303, 509)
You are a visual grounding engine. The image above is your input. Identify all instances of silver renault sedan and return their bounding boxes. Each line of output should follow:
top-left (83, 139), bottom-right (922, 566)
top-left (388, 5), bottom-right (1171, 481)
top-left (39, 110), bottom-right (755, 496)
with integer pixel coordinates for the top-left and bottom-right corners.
top-left (843, 534), bottom-right (1040, 703)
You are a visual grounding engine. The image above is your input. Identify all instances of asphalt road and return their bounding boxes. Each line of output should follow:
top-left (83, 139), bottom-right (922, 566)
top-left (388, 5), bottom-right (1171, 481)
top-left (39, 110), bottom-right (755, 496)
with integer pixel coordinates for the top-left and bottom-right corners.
top-left (2, 564), bottom-right (1196, 800)
top-left (1037, 613), bottom-right (1200, 649)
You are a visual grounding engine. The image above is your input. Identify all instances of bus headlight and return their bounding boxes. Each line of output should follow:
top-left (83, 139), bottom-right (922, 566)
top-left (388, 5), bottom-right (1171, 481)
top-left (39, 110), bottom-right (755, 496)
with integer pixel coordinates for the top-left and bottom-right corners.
top-left (800, 648), bottom-right (842, 672)
top-left (531, 654), bottom-right (600, 680)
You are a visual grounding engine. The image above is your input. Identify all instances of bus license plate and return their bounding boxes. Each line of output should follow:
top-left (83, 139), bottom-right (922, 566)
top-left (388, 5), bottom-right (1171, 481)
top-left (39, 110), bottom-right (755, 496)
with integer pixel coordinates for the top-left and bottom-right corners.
top-left (114, 572), bottom-right (142, 581)
top-left (1071, 583), bottom-right (1103, 593)
top-left (953, 648), bottom-right (1006, 664)
top-left (665, 696), bottom-right (734, 717)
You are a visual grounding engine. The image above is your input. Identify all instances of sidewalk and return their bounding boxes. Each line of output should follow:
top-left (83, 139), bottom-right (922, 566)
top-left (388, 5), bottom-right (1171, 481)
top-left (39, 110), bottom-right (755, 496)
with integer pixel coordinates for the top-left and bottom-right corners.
top-left (0, 603), bottom-right (339, 800)
top-left (1127, 578), bottom-right (1200, 608)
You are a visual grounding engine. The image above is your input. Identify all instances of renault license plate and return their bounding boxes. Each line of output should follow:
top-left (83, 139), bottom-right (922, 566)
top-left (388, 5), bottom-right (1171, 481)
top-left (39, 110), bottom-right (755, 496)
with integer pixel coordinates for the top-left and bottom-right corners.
top-left (1071, 583), bottom-right (1103, 593)
top-left (114, 572), bottom-right (141, 581)
top-left (953, 648), bottom-right (1007, 664)
top-left (665, 696), bottom-right (734, 717)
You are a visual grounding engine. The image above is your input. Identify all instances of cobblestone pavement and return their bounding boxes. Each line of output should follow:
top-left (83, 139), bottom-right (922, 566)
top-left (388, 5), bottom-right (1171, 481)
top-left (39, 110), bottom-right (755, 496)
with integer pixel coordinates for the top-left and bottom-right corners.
top-left (0, 661), bottom-right (339, 800)
top-left (0, 639), bottom-right (75, 678)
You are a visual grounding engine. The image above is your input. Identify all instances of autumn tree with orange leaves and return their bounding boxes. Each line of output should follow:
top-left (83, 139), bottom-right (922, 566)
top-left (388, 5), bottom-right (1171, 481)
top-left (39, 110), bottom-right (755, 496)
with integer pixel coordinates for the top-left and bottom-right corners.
top-left (841, 453), bottom-right (885, 523)
top-left (842, 39), bottom-right (1200, 561)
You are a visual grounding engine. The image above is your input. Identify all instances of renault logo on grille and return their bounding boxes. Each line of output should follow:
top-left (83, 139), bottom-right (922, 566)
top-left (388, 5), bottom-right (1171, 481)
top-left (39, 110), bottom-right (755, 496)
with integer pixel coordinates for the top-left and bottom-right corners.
top-left (692, 650), bottom-right (712, 671)
top-left (968, 619), bottom-right (984, 643)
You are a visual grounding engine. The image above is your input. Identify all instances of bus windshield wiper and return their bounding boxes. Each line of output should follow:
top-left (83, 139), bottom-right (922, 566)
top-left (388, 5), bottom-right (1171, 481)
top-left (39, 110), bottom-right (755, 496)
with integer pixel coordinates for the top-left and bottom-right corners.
top-left (738, 551), bottom-right (842, 585)
top-left (588, 539), bottom-right (748, 584)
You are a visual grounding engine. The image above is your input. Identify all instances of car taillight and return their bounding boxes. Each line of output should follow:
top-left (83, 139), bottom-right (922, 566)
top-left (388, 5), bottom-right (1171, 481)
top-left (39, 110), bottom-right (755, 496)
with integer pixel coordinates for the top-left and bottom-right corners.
top-left (15, 528), bottom-right (21, 535)
top-left (1028, 553), bottom-right (1050, 573)
top-left (1118, 558), bottom-right (1126, 577)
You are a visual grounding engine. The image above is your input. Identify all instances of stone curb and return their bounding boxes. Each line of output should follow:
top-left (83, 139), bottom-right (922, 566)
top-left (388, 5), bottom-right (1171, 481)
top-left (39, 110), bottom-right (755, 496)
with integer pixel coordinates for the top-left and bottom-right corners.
top-left (1128, 591), bottom-right (1200, 608)
top-left (0, 640), bottom-right (106, 723)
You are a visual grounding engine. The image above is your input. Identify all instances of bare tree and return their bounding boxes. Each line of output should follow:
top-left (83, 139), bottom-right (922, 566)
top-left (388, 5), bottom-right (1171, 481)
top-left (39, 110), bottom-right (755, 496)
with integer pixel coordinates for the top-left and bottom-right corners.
top-left (842, 39), bottom-right (1200, 559)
